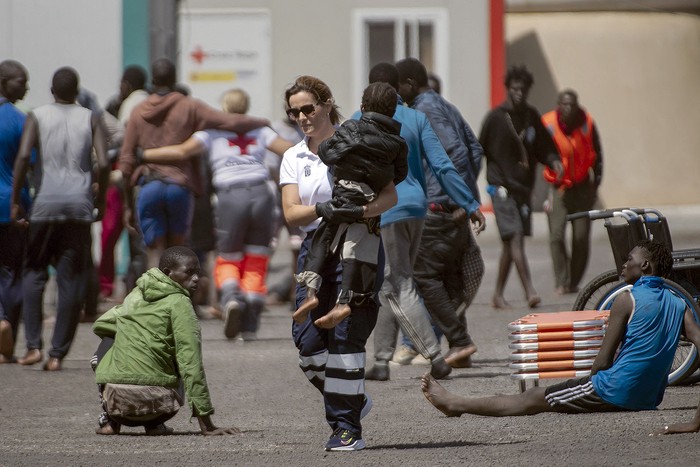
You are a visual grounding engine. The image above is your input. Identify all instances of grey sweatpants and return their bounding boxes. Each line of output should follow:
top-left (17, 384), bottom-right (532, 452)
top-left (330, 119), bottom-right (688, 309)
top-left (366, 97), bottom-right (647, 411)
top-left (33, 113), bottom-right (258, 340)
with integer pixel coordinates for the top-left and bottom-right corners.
top-left (372, 218), bottom-right (442, 362)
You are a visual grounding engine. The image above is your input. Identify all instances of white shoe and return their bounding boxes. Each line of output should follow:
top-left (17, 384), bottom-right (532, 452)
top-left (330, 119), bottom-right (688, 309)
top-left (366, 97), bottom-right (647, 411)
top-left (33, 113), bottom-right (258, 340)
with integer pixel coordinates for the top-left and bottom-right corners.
top-left (411, 354), bottom-right (431, 366)
top-left (391, 345), bottom-right (418, 365)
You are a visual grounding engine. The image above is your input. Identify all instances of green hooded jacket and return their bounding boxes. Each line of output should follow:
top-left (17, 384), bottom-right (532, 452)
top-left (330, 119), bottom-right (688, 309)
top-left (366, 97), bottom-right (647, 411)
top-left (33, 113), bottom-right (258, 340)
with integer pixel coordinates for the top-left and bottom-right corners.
top-left (93, 267), bottom-right (213, 416)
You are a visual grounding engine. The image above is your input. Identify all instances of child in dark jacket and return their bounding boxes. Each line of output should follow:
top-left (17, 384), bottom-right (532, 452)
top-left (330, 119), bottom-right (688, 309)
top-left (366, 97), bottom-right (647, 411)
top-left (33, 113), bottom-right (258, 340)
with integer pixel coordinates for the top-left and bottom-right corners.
top-left (293, 82), bottom-right (408, 328)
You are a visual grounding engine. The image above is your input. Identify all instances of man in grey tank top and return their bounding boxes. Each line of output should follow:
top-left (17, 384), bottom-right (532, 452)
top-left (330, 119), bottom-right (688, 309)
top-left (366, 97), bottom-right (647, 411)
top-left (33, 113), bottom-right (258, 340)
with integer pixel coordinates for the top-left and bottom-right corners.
top-left (10, 67), bottom-right (110, 371)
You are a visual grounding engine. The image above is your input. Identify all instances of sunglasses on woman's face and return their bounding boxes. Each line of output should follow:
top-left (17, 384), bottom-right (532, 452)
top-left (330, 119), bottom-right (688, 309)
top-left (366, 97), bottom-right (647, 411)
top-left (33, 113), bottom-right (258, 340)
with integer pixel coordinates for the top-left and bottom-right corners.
top-left (286, 103), bottom-right (318, 120)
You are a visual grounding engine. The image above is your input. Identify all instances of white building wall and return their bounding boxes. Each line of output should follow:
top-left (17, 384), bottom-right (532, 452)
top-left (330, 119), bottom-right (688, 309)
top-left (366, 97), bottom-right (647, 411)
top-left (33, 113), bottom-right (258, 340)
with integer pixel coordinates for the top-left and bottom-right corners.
top-left (0, 0), bottom-right (122, 110)
top-left (507, 12), bottom-right (700, 207)
top-left (1, 0), bottom-right (490, 125)
top-left (179, 0), bottom-right (491, 124)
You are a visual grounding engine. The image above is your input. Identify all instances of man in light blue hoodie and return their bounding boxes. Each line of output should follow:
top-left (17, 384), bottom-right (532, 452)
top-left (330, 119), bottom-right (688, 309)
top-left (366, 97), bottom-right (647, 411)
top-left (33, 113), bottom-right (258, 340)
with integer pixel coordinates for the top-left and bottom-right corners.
top-left (358, 63), bottom-right (485, 382)
top-left (396, 58), bottom-right (487, 369)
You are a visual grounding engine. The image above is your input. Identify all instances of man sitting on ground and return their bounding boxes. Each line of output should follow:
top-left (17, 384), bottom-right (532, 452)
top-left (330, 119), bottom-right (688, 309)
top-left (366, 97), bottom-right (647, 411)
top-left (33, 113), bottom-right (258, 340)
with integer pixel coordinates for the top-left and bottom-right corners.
top-left (93, 246), bottom-right (238, 436)
top-left (422, 240), bottom-right (700, 420)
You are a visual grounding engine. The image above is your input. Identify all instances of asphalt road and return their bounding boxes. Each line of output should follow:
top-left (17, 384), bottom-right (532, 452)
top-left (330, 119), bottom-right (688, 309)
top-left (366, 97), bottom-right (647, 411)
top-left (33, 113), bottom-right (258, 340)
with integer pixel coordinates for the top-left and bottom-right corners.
top-left (1, 209), bottom-right (699, 466)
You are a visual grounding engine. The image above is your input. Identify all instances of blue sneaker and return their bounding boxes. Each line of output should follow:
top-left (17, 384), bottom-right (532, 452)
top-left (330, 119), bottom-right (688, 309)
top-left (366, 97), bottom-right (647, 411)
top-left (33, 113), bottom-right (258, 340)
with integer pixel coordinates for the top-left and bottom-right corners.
top-left (325, 428), bottom-right (365, 451)
top-left (360, 394), bottom-right (373, 419)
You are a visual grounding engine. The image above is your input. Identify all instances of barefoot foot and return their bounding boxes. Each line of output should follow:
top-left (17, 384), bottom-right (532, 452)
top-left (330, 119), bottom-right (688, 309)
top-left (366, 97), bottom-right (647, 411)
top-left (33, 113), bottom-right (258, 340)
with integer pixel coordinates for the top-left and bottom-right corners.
top-left (420, 373), bottom-right (463, 417)
top-left (292, 295), bottom-right (319, 324)
top-left (445, 344), bottom-right (477, 368)
top-left (17, 348), bottom-right (42, 366)
top-left (656, 422), bottom-right (700, 435)
top-left (314, 303), bottom-right (351, 329)
top-left (43, 357), bottom-right (62, 371)
top-left (491, 296), bottom-right (511, 310)
top-left (0, 354), bottom-right (16, 364)
top-left (527, 294), bottom-right (541, 308)
top-left (95, 420), bottom-right (121, 435)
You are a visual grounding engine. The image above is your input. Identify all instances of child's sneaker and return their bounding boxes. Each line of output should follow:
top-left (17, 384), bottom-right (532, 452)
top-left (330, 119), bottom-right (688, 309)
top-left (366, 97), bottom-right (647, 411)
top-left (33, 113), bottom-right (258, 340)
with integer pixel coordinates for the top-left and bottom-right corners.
top-left (325, 428), bottom-right (365, 451)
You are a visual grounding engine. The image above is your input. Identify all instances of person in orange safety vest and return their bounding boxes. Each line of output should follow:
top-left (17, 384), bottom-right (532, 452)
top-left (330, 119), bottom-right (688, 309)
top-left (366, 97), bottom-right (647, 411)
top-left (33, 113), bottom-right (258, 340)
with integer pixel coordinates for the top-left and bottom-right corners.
top-left (542, 89), bottom-right (603, 295)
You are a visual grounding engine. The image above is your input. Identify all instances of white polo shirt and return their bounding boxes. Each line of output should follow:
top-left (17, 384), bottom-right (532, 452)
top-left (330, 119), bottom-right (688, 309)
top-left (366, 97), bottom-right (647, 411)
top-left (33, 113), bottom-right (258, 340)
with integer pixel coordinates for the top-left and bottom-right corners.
top-left (279, 138), bottom-right (332, 232)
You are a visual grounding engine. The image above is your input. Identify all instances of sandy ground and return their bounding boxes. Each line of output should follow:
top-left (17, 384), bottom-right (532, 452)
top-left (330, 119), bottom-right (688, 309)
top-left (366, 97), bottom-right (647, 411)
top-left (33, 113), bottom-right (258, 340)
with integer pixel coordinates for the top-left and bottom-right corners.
top-left (1, 209), bottom-right (699, 466)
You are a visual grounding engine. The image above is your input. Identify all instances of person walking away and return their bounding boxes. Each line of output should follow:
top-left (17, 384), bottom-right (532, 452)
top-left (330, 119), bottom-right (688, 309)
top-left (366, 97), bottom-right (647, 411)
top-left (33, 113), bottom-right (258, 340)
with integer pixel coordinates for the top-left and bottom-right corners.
top-left (98, 65), bottom-right (150, 302)
top-left (542, 89), bottom-right (603, 295)
top-left (395, 57), bottom-right (486, 369)
top-left (11, 67), bottom-right (110, 370)
top-left (117, 58), bottom-right (269, 270)
top-left (140, 88), bottom-right (293, 341)
top-left (75, 87), bottom-right (124, 322)
top-left (0, 59), bottom-right (30, 363)
top-left (360, 63), bottom-right (483, 381)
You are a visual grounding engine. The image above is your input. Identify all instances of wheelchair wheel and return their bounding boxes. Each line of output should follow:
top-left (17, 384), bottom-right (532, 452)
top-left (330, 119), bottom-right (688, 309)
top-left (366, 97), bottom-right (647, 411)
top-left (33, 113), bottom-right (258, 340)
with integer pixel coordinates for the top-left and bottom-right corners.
top-left (572, 270), bottom-right (622, 311)
top-left (573, 275), bottom-right (700, 385)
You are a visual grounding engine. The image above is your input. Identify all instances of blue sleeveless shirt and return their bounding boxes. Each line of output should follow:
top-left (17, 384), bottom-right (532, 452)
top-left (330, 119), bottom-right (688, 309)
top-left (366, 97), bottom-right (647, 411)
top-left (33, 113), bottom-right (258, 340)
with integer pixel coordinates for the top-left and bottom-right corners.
top-left (591, 276), bottom-right (687, 410)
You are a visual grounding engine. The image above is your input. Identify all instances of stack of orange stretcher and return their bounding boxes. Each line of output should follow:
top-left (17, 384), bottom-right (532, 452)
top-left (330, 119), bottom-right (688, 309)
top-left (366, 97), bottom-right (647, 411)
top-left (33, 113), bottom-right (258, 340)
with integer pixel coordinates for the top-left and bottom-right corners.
top-left (507, 310), bottom-right (610, 392)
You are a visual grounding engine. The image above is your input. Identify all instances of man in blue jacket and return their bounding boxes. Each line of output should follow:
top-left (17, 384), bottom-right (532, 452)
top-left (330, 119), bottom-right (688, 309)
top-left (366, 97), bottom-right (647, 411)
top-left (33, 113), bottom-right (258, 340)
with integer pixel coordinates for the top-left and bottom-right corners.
top-left (359, 63), bottom-right (485, 382)
top-left (395, 58), bottom-right (486, 369)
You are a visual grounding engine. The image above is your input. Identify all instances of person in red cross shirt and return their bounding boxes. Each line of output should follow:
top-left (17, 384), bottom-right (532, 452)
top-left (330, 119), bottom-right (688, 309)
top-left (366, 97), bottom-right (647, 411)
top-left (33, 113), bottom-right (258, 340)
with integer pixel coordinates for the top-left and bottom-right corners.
top-left (139, 88), bottom-right (293, 342)
top-left (117, 59), bottom-right (270, 272)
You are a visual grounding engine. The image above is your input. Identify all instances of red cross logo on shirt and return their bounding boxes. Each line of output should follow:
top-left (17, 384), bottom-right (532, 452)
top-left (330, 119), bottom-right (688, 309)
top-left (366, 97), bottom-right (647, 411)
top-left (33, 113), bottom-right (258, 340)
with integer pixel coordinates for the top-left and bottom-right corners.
top-left (227, 135), bottom-right (257, 155)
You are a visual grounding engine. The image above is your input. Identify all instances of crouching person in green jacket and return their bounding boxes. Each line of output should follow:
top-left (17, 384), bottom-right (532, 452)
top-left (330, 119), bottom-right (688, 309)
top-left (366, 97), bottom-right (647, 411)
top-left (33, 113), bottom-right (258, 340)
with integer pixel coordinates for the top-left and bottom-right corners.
top-left (92, 246), bottom-right (238, 436)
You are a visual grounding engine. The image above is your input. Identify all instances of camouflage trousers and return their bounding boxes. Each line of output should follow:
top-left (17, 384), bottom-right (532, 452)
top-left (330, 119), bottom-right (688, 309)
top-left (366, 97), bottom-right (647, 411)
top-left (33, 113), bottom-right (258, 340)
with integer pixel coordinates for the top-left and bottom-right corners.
top-left (102, 383), bottom-right (182, 427)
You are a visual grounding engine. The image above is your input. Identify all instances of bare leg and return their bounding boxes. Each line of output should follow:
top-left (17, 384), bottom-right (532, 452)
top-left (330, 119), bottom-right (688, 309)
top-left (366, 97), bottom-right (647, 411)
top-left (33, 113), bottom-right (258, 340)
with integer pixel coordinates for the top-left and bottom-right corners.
top-left (658, 399), bottom-right (700, 435)
top-left (0, 320), bottom-right (14, 361)
top-left (146, 237), bottom-right (167, 270)
top-left (146, 232), bottom-right (185, 271)
top-left (314, 303), bottom-right (351, 329)
top-left (510, 234), bottom-right (540, 307)
top-left (421, 374), bottom-right (553, 417)
top-left (167, 233), bottom-right (187, 248)
top-left (292, 287), bottom-right (319, 324)
top-left (492, 240), bottom-right (512, 309)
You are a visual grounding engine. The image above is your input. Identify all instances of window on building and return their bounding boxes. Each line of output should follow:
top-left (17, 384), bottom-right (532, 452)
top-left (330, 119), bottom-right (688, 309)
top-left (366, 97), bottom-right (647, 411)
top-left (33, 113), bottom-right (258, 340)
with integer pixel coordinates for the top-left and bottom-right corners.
top-left (353, 9), bottom-right (448, 101)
